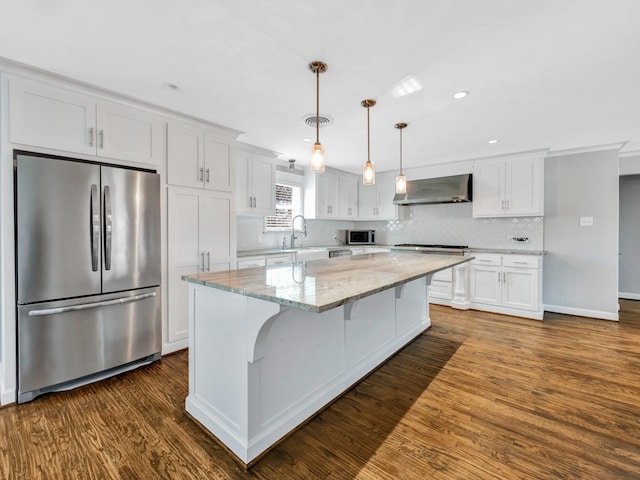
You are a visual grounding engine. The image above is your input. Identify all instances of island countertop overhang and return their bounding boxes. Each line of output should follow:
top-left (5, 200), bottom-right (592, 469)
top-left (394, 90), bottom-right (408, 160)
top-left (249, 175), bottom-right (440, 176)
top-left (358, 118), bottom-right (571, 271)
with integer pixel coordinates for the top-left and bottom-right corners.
top-left (182, 252), bottom-right (473, 313)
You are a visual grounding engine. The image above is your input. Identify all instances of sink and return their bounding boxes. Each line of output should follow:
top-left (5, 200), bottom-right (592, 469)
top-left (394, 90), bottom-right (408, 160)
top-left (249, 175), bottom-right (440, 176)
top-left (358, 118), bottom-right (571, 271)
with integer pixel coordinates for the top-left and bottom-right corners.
top-left (294, 249), bottom-right (329, 262)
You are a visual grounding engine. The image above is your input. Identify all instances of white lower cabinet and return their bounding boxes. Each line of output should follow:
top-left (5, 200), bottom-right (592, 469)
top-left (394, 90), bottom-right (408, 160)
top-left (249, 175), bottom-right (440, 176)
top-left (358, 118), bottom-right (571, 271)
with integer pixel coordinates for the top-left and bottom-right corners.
top-left (428, 268), bottom-right (454, 302)
top-left (237, 253), bottom-right (294, 269)
top-left (167, 186), bottom-right (235, 346)
top-left (468, 253), bottom-right (542, 319)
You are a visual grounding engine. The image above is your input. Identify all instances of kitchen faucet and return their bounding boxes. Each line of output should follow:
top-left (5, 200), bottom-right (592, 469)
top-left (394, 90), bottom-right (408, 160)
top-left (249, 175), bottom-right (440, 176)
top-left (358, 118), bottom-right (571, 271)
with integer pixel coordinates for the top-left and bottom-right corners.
top-left (291, 215), bottom-right (307, 249)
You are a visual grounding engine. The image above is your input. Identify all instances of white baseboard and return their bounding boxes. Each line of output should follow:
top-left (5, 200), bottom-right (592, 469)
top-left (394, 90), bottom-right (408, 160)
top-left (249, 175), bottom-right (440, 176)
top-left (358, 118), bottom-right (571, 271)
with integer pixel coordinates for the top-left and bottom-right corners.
top-left (1, 388), bottom-right (16, 406)
top-left (544, 304), bottom-right (619, 321)
top-left (618, 292), bottom-right (640, 301)
top-left (162, 339), bottom-right (188, 355)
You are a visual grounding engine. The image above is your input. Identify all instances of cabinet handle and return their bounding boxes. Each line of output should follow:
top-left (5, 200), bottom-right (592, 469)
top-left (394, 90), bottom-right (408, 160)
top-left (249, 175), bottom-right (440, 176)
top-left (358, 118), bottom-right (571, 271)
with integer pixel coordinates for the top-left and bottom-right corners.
top-left (88, 127), bottom-right (94, 147)
top-left (205, 168), bottom-right (210, 183)
top-left (201, 252), bottom-right (205, 272)
top-left (199, 168), bottom-right (204, 182)
top-left (98, 130), bottom-right (104, 149)
top-left (207, 251), bottom-right (211, 271)
top-left (252, 197), bottom-right (256, 208)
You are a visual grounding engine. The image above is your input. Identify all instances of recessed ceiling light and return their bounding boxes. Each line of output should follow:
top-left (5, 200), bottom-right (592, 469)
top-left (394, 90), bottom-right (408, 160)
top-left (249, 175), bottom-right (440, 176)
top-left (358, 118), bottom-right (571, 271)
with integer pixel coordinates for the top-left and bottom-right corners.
top-left (303, 138), bottom-right (312, 142)
top-left (163, 82), bottom-right (179, 91)
top-left (488, 139), bottom-right (499, 144)
top-left (452, 90), bottom-right (469, 99)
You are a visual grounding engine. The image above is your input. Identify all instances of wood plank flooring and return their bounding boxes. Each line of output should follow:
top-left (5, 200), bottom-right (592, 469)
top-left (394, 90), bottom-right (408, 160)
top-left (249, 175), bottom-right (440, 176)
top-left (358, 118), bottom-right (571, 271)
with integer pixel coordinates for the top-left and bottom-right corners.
top-left (2, 302), bottom-right (640, 479)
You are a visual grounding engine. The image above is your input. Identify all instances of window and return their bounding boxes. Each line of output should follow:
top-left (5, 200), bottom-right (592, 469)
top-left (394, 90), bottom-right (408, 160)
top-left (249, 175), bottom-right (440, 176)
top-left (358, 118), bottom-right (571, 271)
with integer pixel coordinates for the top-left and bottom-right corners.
top-left (264, 171), bottom-right (304, 232)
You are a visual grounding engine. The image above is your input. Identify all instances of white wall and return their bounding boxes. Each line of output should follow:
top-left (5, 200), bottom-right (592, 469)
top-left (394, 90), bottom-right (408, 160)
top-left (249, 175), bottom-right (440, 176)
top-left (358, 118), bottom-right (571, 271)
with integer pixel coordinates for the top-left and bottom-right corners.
top-left (543, 149), bottom-right (620, 320)
top-left (619, 173), bottom-right (640, 299)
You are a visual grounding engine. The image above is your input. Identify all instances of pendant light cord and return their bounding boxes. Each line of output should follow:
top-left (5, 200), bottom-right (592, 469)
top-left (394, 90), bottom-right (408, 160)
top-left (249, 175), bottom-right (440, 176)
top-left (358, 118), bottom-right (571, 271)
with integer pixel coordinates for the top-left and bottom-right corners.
top-left (316, 68), bottom-right (320, 144)
top-left (399, 127), bottom-right (403, 174)
top-left (367, 105), bottom-right (371, 163)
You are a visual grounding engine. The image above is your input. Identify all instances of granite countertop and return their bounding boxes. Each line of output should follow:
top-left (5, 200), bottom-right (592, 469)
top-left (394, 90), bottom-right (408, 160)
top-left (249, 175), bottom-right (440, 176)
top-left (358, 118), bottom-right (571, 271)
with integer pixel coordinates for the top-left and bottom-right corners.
top-left (183, 252), bottom-right (471, 313)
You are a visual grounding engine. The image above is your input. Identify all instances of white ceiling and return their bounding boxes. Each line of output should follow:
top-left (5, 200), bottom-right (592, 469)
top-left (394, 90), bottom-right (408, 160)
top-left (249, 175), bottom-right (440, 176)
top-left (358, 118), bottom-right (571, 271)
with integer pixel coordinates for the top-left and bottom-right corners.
top-left (1, 0), bottom-right (639, 174)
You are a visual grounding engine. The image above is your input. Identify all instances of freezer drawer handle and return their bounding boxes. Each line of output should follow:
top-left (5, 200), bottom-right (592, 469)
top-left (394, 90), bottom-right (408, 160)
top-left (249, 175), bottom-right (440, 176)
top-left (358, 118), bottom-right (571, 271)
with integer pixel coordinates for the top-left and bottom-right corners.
top-left (90, 184), bottom-right (100, 271)
top-left (104, 185), bottom-right (113, 270)
top-left (28, 292), bottom-right (157, 317)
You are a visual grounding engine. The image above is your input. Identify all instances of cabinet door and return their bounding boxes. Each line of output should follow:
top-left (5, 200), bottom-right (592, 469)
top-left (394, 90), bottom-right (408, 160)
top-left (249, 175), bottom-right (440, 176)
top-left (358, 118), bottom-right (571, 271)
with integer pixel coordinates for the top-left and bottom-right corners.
top-left (473, 161), bottom-right (506, 217)
top-left (469, 265), bottom-right (501, 305)
top-left (376, 173), bottom-right (398, 219)
top-left (235, 150), bottom-right (252, 212)
top-left (502, 267), bottom-right (539, 311)
top-left (316, 172), bottom-right (339, 218)
top-left (358, 183), bottom-right (378, 219)
top-left (506, 157), bottom-right (543, 216)
top-left (204, 133), bottom-right (233, 192)
top-left (200, 192), bottom-right (234, 270)
top-left (167, 121), bottom-right (204, 189)
top-left (96, 101), bottom-right (164, 165)
top-left (167, 188), bottom-right (202, 343)
top-left (251, 155), bottom-right (276, 215)
top-left (9, 76), bottom-right (96, 155)
top-left (339, 174), bottom-right (358, 219)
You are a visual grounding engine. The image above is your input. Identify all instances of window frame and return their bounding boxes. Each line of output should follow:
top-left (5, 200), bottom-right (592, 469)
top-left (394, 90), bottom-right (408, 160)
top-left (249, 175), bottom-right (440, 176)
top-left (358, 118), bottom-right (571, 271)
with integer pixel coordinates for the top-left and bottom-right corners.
top-left (263, 170), bottom-right (304, 232)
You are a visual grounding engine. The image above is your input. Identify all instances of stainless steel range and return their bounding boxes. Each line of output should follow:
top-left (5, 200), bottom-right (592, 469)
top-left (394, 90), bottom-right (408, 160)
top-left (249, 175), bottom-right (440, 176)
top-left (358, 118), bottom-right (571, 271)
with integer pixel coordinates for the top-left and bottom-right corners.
top-left (393, 244), bottom-right (468, 255)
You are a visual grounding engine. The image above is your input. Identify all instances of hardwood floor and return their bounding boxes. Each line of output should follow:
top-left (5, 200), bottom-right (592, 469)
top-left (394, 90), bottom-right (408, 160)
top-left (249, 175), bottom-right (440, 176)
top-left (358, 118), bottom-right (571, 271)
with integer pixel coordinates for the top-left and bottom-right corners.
top-left (2, 302), bottom-right (640, 479)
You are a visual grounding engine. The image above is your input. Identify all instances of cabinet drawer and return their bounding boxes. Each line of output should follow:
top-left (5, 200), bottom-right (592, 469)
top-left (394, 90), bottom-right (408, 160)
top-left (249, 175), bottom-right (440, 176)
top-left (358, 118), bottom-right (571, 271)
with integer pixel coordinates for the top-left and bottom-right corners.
top-left (237, 257), bottom-right (266, 269)
top-left (428, 280), bottom-right (453, 300)
top-left (470, 254), bottom-right (502, 267)
top-left (432, 268), bottom-right (453, 282)
top-left (503, 255), bottom-right (539, 269)
top-left (266, 255), bottom-right (292, 266)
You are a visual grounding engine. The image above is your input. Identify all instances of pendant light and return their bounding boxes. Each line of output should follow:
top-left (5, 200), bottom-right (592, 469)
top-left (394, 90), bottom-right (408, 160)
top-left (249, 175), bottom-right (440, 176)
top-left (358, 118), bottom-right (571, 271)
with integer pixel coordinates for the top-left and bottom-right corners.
top-left (395, 122), bottom-right (408, 194)
top-left (361, 99), bottom-right (376, 185)
top-left (309, 61), bottom-right (328, 172)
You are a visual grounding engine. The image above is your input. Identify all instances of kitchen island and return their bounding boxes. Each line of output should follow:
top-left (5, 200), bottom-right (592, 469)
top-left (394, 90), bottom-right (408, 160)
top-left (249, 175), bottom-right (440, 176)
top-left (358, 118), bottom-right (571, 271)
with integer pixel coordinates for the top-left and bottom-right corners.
top-left (182, 252), bottom-right (472, 466)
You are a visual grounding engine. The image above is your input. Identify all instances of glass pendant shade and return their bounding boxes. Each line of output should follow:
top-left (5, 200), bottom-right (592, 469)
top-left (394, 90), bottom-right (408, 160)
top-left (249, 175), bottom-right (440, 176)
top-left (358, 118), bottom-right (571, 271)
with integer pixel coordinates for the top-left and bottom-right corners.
top-left (309, 61), bottom-right (327, 173)
top-left (310, 142), bottom-right (325, 172)
top-left (361, 99), bottom-right (377, 185)
top-left (395, 173), bottom-right (407, 194)
top-left (363, 160), bottom-right (376, 185)
top-left (394, 122), bottom-right (408, 194)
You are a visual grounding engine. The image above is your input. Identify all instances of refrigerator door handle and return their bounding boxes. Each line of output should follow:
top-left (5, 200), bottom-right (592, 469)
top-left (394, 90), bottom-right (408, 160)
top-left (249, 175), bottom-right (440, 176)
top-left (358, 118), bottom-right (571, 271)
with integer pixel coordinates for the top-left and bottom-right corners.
top-left (91, 184), bottom-right (100, 271)
top-left (27, 292), bottom-right (157, 317)
top-left (104, 185), bottom-right (113, 270)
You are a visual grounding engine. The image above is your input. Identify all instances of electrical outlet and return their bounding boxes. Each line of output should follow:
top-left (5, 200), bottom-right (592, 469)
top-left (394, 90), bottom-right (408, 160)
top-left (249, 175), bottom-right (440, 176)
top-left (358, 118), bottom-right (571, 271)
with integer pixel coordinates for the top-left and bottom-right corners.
top-left (580, 216), bottom-right (594, 227)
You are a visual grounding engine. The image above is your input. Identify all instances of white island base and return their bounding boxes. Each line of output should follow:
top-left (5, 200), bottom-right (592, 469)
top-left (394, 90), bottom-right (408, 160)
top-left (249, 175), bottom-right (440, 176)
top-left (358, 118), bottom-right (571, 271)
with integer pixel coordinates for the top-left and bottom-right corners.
top-left (185, 275), bottom-right (432, 466)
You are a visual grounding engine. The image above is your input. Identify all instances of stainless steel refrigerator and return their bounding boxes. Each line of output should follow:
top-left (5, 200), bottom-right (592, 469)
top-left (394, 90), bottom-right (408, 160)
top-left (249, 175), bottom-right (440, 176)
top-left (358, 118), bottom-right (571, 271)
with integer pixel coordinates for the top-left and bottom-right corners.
top-left (15, 152), bottom-right (161, 403)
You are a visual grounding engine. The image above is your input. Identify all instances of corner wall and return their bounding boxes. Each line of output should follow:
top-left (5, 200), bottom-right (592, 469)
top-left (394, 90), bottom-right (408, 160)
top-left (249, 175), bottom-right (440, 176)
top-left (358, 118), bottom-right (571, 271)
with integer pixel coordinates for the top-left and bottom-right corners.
top-left (543, 149), bottom-right (619, 320)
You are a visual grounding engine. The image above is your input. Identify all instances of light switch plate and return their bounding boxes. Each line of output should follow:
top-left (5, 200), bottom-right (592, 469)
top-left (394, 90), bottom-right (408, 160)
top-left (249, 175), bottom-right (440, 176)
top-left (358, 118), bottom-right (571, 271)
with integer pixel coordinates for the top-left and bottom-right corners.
top-left (580, 216), bottom-right (594, 227)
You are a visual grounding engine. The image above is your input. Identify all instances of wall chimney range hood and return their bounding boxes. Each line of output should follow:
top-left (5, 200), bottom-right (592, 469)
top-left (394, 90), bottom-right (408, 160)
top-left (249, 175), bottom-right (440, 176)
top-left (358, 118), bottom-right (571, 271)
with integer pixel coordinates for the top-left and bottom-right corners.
top-left (392, 174), bottom-right (472, 205)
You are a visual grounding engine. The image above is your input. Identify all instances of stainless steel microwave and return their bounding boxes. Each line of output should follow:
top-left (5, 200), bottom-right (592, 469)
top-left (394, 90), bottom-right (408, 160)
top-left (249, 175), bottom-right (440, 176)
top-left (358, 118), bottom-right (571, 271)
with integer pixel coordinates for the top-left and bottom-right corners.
top-left (347, 229), bottom-right (376, 245)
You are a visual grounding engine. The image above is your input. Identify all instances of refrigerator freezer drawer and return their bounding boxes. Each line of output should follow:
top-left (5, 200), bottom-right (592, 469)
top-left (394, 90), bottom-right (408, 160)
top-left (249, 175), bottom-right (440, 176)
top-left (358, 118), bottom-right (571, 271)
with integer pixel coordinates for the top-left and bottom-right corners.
top-left (18, 286), bottom-right (161, 403)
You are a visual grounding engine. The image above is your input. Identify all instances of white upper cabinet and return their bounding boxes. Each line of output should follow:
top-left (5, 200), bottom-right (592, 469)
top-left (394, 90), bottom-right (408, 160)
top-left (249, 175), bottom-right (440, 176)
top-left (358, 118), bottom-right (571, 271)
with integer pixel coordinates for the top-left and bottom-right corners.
top-left (236, 144), bottom-right (276, 216)
top-left (8, 76), bottom-right (164, 165)
top-left (304, 169), bottom-right (341, 219)
top-left (167, 120), bottom-right (234, 192)
top-left (305, 168), bottom-right (360, 220)
top-left (339, 173), bottom-right (359, 219)
top-left (358, 173), bottom-right (400, 220)
top-left (473, 154), bottom-right (544, 217)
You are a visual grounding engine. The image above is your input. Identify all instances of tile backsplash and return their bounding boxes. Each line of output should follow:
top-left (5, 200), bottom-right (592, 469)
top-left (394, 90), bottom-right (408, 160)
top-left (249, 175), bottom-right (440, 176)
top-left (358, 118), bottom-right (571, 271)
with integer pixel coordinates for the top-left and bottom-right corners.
top-left (237, 203), bottom-right (543, 252)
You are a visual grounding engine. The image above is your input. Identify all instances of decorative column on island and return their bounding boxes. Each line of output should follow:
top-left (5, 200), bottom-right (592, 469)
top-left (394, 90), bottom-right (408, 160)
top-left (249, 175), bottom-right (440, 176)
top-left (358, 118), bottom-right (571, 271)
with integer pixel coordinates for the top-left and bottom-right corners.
top-left (181, 252), bottom-right (472, 467)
